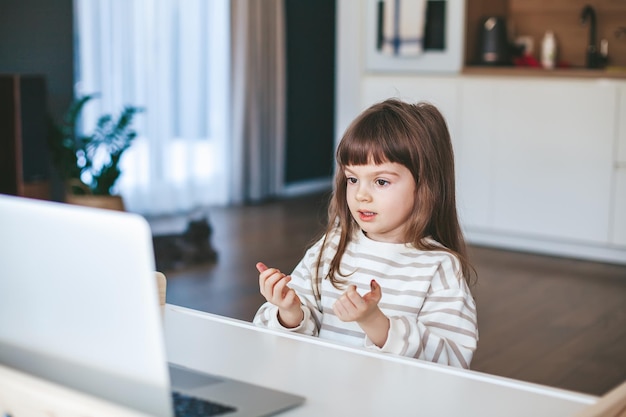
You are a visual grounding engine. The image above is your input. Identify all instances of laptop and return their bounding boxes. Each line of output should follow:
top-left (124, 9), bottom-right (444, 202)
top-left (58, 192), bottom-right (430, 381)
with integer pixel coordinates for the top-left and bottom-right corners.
top-left (0, 194), bottom-right (304, 417)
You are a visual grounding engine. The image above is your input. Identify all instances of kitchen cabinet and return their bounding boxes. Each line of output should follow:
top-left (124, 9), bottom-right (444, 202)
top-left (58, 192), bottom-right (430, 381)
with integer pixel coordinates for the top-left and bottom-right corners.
top-left (612, 84), bottom-right (626, 247)
top-left (614, 169), bottom-right (626, 247)
top-left (463, 77), bottom-right (615, 244)
top-left (456, 79), bottom-right (496, 230)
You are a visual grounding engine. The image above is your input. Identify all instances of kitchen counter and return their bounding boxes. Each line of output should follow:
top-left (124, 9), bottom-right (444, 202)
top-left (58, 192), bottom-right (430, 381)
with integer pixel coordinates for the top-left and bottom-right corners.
top-left (463, 66), bottom-right (626, 80)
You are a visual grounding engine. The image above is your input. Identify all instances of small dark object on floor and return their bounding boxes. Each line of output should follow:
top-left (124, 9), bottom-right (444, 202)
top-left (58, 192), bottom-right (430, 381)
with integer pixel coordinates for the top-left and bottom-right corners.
top-left (153, 217), bottom-right (218, 271)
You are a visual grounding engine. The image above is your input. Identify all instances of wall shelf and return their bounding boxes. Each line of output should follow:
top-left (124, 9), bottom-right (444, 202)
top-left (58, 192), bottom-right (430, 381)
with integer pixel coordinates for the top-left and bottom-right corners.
top-left (462, 66), bottom-right (626, 79)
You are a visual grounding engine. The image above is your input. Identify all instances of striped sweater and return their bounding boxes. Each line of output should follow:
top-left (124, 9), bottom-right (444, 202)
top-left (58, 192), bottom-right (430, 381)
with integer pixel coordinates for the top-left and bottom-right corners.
top-left (253, 227), bottom-right (478, 368)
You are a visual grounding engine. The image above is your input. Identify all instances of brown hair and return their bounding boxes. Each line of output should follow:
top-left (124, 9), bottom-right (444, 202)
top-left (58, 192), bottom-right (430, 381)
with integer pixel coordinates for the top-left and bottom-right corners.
top-left (316, 99), bottom-right (475, 292)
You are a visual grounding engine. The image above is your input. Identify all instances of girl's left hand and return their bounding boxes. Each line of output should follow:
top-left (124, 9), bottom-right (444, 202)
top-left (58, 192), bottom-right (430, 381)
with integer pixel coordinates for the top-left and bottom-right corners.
top-left (332, 279), bottom-right (382, 323)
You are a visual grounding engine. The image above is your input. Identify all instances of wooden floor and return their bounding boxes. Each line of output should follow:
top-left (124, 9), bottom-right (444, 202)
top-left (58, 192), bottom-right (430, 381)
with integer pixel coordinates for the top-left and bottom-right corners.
top-left (151, 191), bottom-right (626, 397)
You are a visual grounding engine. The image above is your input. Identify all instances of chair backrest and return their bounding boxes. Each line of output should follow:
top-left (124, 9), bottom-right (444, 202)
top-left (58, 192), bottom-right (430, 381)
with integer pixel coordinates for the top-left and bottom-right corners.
top-left (155, 271), bottom-right (167, 306)
top-left (573, 381), bottom-right (626, 417)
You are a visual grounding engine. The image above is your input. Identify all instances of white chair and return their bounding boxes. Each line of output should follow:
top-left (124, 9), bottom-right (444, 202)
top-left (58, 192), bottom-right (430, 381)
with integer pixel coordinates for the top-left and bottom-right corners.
top-left (155, 271), bottom-right (167, 306)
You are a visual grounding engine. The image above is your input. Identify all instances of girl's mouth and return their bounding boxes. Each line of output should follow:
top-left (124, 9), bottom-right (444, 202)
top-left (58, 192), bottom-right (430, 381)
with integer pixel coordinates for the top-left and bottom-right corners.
top-left (358, 211), bottom-right (376, 221)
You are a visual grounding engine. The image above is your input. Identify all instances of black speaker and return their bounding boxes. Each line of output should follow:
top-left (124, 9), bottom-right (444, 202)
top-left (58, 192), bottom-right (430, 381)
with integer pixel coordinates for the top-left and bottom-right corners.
top-left (0, 74), bottom-right (50, 199)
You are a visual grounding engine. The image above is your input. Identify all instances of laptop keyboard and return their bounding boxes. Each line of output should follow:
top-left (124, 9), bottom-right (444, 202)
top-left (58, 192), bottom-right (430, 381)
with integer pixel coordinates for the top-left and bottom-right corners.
top-left (172, 391), bottom-right (237, 416)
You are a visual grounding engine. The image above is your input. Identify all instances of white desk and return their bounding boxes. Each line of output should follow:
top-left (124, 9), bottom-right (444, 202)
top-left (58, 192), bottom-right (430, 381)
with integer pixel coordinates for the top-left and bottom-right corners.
top-left (164, 304), bottom-right (598, 417)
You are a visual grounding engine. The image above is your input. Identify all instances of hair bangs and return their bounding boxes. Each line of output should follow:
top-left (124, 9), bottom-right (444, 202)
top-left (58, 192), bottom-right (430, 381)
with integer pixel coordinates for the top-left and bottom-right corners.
top-left (337, 110), bottom-right (409, 168)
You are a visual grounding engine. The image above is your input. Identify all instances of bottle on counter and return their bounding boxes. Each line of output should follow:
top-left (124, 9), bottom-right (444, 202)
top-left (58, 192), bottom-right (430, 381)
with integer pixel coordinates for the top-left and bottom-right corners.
top-left (541, 31), bottom-right (557, 69)
top-left (599, 39), bottom-right (609, 68)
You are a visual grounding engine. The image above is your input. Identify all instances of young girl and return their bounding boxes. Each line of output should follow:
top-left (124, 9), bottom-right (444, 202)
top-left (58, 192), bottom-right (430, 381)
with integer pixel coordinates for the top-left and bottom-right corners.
top-left (253, 99), bottom-right (478, 368)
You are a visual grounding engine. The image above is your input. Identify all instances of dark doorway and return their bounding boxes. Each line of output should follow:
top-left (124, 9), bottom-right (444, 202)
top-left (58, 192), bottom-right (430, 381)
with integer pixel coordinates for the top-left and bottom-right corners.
top-left (284, 0), bottom-right (336, 185)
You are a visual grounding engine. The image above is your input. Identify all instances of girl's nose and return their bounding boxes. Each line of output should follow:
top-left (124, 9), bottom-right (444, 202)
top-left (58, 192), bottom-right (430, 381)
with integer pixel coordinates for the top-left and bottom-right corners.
top-left (355, 184), bottom-right (372, 202)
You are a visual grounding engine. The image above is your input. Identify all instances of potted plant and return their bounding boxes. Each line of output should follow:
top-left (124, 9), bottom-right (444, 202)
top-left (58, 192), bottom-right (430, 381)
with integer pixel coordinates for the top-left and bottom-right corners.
top-left (48, 94), bottom-right (143, 211)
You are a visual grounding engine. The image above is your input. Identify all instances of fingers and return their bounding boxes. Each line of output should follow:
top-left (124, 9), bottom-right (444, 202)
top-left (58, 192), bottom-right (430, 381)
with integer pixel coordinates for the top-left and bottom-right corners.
top-left (345, 285), bottom-right (363, 306)
top-left (258, 264), bottom-right (293, 304)
top-left (333, 285), bottom-right (360, 321)
top-left (334, 282), bottom-right (383, 322)
top-left (282, 287), bottom-right (299, 305)
top-left (260, 268), bottom-right (288, 295)
top-left (273, 273), bottom-right (293, 298)
top-left (332, 298), bottom-right (349, 318)
top-left (256, 262), bottom-right (268, 273)
top-left (257, 263), bottom-right (281, 289)
top-left (363, 279), bottom-right (382, 303)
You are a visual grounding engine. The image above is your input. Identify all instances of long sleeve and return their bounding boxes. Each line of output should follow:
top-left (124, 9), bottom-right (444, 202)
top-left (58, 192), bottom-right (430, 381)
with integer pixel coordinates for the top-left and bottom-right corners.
top-left (252, 237), bottom-right (326, 336)
top-left (253, 228), bottom-right (478, 368)
top-left (365, 256), bottom-right (478, 368)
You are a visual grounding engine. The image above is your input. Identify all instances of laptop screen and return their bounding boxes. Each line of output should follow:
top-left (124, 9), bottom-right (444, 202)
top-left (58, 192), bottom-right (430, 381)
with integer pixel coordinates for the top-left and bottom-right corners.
top-left (0, 195), bottom-right (172, 416)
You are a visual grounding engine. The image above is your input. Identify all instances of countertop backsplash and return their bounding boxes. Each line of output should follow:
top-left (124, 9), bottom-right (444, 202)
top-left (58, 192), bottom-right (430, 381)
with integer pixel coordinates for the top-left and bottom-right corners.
top-left (465, 0), bottom-right (626, 72)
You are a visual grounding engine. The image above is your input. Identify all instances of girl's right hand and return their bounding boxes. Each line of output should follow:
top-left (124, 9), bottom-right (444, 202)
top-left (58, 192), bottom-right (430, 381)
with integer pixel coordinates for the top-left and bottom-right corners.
top-left (256, 262), bottom-right (303, 328)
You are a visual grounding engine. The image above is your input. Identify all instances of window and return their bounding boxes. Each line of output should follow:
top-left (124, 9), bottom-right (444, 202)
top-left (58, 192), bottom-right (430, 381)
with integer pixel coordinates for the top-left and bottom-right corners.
top-left (74, 0), bottom-right (230, 214)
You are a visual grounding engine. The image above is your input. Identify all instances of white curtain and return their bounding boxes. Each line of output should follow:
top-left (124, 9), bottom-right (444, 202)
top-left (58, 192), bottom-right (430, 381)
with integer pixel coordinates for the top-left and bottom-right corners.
top-left (75, 0), bottom-right (286, 213)
top-left (230, 0), bottom-right (286, 204)
top-left (74, 0), bottom-right (230, 215)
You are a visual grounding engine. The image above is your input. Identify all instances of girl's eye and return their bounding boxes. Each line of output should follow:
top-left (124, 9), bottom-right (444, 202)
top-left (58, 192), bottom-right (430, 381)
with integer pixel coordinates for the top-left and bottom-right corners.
top-left (375, 179), bottom-right (389, 186)
top-left (347, 177), bottom-right (358, 184)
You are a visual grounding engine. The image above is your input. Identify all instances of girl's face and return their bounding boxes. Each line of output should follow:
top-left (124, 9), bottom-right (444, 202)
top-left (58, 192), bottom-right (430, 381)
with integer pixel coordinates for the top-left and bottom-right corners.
top-left (344, 161), bottom-right (416, 243)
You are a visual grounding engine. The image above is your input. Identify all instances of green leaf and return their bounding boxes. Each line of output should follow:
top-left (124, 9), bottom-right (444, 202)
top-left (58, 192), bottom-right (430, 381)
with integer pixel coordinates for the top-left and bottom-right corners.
top-left (47, 93), bottom-right (143, 196)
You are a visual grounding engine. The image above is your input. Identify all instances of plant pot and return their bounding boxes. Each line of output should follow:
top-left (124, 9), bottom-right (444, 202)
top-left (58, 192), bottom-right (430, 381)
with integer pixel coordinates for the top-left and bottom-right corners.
top-left (65, 194), bottom-right (126, 211)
